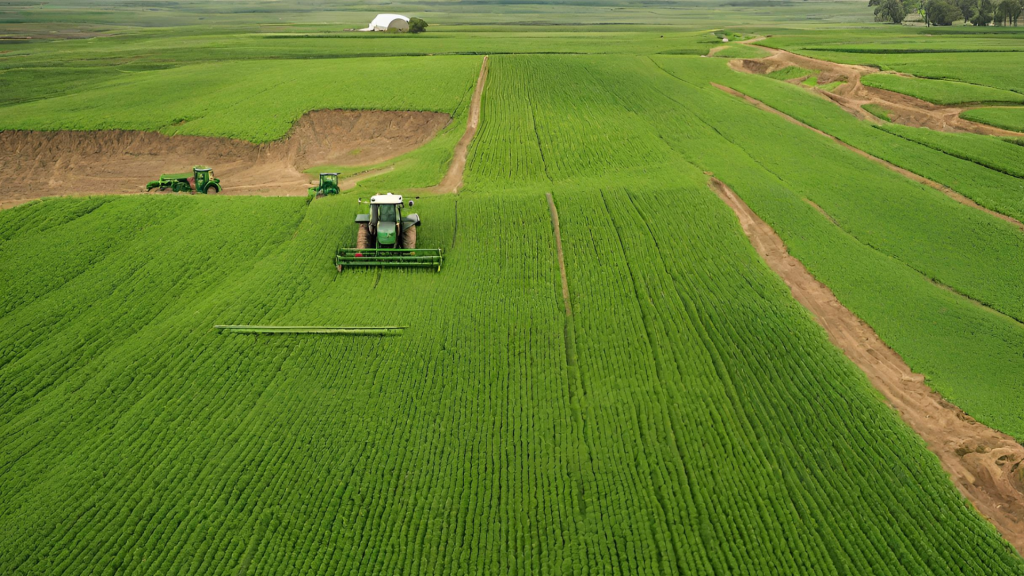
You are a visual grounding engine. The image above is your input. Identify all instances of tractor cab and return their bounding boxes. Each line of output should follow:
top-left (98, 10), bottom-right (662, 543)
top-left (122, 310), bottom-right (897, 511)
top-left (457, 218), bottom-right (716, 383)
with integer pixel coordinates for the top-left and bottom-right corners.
top-left (194, 167), bottom-right (215, 193)
top-left (368, 194), bottom-right (407, 246)
top-left (309, 173), bottom-right (340, 197)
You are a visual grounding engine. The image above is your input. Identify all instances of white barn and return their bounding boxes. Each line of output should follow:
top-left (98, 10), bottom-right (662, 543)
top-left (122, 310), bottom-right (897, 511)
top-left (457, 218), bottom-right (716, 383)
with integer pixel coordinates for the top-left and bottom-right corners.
top-left (366, 14), bottom-right (410, 32)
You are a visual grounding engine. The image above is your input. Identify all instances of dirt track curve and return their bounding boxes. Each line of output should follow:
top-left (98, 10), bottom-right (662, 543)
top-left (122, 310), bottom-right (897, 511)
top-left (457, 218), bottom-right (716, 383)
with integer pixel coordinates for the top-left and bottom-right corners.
top-left (0, 110), bottom-right (450, 209)
top-left (709, 177), bottom-right (1024, 554)
top-left (730, 46), bottom-right (1024, 137)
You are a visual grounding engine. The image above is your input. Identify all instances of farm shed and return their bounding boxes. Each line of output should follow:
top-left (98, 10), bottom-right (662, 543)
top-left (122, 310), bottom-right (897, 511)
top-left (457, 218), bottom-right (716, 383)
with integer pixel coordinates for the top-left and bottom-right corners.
top-left (368, 14), bottom-right (410, 32)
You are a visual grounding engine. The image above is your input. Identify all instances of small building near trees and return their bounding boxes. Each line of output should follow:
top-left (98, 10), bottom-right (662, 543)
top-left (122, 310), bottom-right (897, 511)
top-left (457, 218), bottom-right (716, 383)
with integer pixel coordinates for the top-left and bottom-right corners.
top-left (366, 14), bottom-right (410, 32)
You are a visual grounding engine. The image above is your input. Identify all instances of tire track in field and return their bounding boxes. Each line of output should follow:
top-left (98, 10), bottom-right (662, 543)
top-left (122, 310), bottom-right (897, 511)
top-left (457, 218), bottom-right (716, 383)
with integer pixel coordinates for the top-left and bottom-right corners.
top-left (709, 176), bottom-right (1024, 555)
top-left (712, 83), bottom-right (1024, 232)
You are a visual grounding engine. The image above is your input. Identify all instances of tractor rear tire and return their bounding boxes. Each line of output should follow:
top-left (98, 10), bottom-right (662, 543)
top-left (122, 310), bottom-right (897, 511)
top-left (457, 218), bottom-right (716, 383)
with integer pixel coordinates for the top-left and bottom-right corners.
top-left (356, 224), bottom-right (371, 249)
top-left (400, 225), bottom-right (417, 250)
top-left (206, 185), bottom-right (218, 194)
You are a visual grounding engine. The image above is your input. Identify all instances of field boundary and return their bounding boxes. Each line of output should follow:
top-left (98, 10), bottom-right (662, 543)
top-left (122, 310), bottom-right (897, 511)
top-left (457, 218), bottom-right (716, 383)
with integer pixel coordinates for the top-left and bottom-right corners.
top-left (712, 83), bottom-right (1024, 232)
top-left (709, 176), bottom-right (1024, 554)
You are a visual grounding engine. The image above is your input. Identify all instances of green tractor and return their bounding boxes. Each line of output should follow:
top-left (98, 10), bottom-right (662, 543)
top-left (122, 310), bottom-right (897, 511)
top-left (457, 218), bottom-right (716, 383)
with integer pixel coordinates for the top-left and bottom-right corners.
top-left (308, 173), bottom-right (341, 198)
top-left (147, 166), bottom-right (222, 194)
top-left (336, 193), bottom-right (442, 271)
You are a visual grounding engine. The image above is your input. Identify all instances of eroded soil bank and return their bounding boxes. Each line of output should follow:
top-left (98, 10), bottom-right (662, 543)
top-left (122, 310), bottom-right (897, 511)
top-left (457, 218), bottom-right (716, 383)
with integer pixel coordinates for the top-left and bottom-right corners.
top-left (0, 109), bottom-right (450, 209)
top-left (709, 176), bottom-right (1024, 554)
top-left (730, 48), bottom-right (1024, 138)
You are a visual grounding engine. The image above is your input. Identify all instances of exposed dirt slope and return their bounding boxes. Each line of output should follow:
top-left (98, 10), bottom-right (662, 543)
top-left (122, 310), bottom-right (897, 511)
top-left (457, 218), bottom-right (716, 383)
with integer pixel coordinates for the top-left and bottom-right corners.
top-left (0, 110), bottom-right (450, 209)
top-left (709, 176), bottom-right (1024, 554)
top-left (730, 48), bottom-right (1024, 137)
top-left (712, 82), bottom-right (1024, 232)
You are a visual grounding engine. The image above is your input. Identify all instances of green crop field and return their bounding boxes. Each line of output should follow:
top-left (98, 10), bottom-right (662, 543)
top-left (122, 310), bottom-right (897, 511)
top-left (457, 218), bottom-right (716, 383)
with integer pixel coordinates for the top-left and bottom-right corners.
top-left (861, 73), bottom-right (1024, 106)
top-left (963, 106), bottom-right (1024, 132)
top-left (3, 1), bottom-right (1024, 574)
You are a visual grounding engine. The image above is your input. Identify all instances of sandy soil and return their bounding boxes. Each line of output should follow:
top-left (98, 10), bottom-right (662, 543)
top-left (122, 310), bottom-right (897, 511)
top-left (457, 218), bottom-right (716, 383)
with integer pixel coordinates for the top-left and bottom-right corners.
top-left (0, 109), bottom-right (451, 209)
top-left (712, 82), bottom-right (1024, 232)
top-left (429, 56), bottom-right (488, 194)
top-left (709, 176), bottom-right (1024, 554)
top-left (730, 48), bottom-right (1024, 137)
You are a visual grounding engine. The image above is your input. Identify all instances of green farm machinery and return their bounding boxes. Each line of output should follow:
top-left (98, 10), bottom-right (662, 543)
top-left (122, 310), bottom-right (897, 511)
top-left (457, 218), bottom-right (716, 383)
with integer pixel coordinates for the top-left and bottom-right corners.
top-left (147, 166), bottom-right (222, 194)
top-left (309, 173), bottom-right (341, 197)
top-left (336, 193), bottom-right (442, 271)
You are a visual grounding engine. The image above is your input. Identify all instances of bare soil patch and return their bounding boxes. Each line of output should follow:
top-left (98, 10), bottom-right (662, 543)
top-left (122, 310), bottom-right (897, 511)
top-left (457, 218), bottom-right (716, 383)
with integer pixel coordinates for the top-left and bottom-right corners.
top-left (712, 82), bottom-right (1024, 232)
top-left (0, 109), bottom-right (450, 209)
top-left (709, 176), bottom-right (1024, 554)
top-left (729, 48), bottom-right (1024, 137)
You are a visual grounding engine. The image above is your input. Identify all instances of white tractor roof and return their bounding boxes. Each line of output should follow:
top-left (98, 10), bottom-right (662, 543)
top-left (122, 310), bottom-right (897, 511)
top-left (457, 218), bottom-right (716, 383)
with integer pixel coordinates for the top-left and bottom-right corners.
top-left (370, 193), bottom-right (403, 205)
top-left (369, 14), bottom-right (410, 28)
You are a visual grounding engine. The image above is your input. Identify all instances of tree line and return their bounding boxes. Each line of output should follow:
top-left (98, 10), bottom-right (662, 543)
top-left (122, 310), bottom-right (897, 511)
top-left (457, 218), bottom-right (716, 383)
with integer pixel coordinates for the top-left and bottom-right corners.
top-left (870, 0), bottom-right (1022, 25)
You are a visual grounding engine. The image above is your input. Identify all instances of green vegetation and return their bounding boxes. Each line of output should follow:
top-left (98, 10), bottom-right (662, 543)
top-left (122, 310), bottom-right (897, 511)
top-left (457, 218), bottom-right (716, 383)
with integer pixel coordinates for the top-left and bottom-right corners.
top-left (3, 7), bottom-right (1024, 574)
top-left (879, 122), bottom-right (1024, 178)
top-left (711, 43), bottom-right (769, 59)
top-left (0, 57), bottom-right (480, 143)
top-left (408, 17), bottom-right (428, 33)
top-left (962, 106), bottom-right (1024, 132)
top-left (863, 103), bottom-right (892, 120)
top-left (655, 55), bottom-right (1024, 437)
top-left (861, 73), bottom-right (1024, 105)
top-left (767, 65), bottom-right (815, 81)
top-left (819, 79), bottom-right (846, 91)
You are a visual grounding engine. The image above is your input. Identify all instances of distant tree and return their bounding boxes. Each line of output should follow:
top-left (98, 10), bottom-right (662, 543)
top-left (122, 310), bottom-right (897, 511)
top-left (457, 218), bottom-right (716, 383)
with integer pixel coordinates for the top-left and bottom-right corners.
top-left (924, 0), bottom-right (963, 24)
top-left (955, 0), bottom-right (977, 21)
top-left (903, 0), bottom-right (929, 21)
top-left (875, 0), bottom-right (910, 22)
top-left (995, 0), bottom-right (1022, 23)
top-left (971, 0), bottom-right (995, 23)
top-left (408, 18), bottom-right (428, 33)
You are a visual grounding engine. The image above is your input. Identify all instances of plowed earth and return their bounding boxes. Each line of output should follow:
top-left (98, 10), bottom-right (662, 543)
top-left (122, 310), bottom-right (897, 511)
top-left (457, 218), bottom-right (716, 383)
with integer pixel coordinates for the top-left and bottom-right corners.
top-left (0, 109), bottom-right (450, 209)
top-left (730, 48), bottom-right (1024, 137)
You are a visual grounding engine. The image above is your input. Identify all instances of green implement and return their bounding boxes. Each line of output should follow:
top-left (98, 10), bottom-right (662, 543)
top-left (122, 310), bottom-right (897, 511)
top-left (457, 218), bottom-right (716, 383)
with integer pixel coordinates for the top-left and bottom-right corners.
top-left (337, 193), bottom-right (443, 271)
top-left (308, 172), bottom-right (340, 197)
top-left (216, 325), bottom-right (405, 335)
top-left (147, 166), bottom-right (222, 194)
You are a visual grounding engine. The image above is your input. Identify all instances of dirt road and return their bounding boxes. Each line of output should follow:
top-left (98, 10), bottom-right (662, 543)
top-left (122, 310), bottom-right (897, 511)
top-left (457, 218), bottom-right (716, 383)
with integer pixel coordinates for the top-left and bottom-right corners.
top-left (430, 55), bottom-right (489, 194)
top-left (709, 176), bottom-right (1024, 554)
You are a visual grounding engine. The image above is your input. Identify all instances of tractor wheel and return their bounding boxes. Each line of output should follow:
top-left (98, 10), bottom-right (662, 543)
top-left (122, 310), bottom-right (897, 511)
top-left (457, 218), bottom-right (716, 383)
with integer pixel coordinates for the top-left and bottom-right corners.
top-left (400, 225), bottom-right (417, 250)
top-left (356, 224), bottom-right (371, 249)
top-left (206, 185), bottom-right (218, 195)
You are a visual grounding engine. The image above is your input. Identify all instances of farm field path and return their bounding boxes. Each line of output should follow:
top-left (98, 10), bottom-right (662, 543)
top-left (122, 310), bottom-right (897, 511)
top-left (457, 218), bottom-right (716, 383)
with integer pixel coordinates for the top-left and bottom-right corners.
top-left (711, 82), bottom-right (1024, 233)
top-left (425, 55), bottom-right (489, 194)
top-left (730, 47), bottom-right (1024, 137)
top-left (0, 109), bottom-right (450, 209)
top-left (709, 176), bottom-right (1024, 553)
